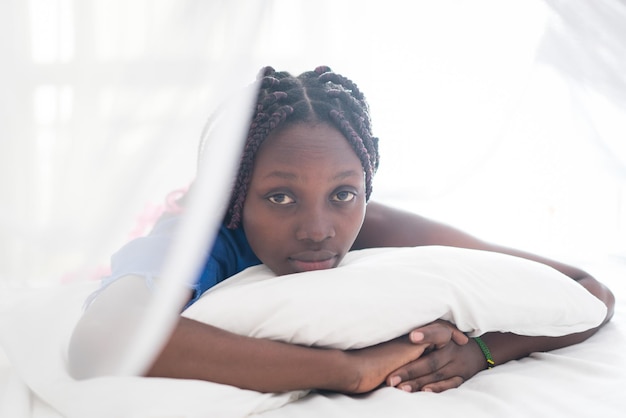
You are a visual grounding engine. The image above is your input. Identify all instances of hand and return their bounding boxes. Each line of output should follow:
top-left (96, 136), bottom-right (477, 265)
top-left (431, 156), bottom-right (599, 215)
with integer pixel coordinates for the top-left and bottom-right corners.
top-left (408, 320), bottom-right (469, 349)
top-left (386, 321), bottom-right (485, 393)
top-left (342, 335), bottom-right (430, 394)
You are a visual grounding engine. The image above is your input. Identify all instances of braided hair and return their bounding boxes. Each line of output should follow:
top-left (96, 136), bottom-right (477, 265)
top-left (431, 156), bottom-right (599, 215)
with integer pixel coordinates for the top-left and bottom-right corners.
top-left (208, 65), bottom-right (380, 229)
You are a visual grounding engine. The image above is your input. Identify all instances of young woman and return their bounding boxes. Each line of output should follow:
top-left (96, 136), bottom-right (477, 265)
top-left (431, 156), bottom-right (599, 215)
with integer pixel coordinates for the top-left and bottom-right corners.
top-left (69, 66), bottom-right (614, 394)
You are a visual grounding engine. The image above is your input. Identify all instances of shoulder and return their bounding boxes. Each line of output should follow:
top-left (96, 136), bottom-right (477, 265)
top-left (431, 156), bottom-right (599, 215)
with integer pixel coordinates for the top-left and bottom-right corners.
top-left (190, 225), bottom-right (260, 304)
top-left (355, 201), bottom-right (593, 281)
top-left (201, 225), bottom-right (260, 283)
top-left (354, 201), bottom-right (460, 249)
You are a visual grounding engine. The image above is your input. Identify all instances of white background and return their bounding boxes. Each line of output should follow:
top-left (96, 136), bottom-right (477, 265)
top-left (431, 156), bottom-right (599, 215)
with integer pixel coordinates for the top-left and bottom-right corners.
top-left (1, 0), bottom-right (625, 286)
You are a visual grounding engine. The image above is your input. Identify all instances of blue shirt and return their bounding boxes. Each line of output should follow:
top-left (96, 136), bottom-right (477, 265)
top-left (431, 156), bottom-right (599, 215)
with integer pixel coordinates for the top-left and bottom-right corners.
top-left (103, 214), bottom-right (261, 305)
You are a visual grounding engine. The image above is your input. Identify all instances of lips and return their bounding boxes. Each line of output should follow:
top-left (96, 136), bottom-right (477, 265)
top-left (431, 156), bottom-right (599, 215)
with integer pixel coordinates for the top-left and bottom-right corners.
top-left (288, 250), bottom-right (339, 273)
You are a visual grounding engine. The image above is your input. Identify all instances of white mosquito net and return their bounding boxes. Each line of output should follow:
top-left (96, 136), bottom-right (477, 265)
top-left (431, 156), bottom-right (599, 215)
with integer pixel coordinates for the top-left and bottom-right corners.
top-left (1, 0), bottom-right (625, 376)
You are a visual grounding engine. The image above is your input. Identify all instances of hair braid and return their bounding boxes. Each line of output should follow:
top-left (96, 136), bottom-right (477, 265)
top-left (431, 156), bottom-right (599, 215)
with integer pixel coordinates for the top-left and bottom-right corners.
top-left (328, 109), bottom-right (375, 199)
top-left (208, 65), bottom-right (380, 229)
top-left (227, 105), bottom-right (294, 228)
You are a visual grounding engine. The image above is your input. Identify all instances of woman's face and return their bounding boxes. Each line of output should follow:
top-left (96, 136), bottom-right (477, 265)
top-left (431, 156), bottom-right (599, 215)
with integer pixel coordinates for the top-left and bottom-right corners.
top-left (242, 122), bottom-right (366, 276)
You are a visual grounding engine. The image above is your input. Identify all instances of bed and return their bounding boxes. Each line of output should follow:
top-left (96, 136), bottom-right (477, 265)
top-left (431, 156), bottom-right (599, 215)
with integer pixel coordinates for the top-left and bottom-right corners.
top-left (1, 246), bottom-right (625, 418)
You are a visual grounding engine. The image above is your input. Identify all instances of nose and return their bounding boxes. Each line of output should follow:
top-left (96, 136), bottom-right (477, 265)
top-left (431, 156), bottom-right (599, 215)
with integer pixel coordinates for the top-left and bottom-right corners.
top-left (295, 203), bottom-right (336, 243)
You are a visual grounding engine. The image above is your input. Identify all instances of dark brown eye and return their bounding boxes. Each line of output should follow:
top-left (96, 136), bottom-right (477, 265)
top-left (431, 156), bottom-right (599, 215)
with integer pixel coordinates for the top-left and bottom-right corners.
top-left (268, 193), bottom-right (295, 205)
top-left (332, 191), bottom-right (356, 202)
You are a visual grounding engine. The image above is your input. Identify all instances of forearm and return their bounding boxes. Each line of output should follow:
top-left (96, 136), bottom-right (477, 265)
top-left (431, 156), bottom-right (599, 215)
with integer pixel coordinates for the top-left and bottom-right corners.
top-left (480, 328), bottom-right (594, 367)
top-left (147, 316), bottom-right (356, 393)
top-left (481, 274), bottom-right (614, 367)
top-left (70, 276), bottom-right (427, 394)
top-left (359, 201), bottom-right (616, 328)
top-left (70, 278), bottom-right (357, 393)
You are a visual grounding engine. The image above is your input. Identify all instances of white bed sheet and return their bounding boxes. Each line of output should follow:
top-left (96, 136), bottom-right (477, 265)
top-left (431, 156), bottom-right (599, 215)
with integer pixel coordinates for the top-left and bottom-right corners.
top-left (1, 258), bottom-right (625, 418)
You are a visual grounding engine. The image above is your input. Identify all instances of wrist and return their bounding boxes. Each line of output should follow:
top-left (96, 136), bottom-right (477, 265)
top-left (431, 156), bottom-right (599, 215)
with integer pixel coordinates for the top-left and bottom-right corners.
top-left (327, 350), bottom-right (364, 393)
top-left (472, 336), bottom-right (495, 370)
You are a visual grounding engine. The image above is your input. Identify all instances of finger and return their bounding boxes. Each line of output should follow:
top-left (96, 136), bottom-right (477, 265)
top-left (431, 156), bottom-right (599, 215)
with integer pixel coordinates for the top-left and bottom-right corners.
top-left (410, 321), bottom-right (468, 348)
top-left (409, 323), bottom-right (453, 348)
top-left (395, 374), bottom-right (464, 393)
top-left (451, 328), bottom-right (469, 345)
top-left (387, 349), bottom-right (450, 386)
top-left (421, 376), bottom-right (465, 393)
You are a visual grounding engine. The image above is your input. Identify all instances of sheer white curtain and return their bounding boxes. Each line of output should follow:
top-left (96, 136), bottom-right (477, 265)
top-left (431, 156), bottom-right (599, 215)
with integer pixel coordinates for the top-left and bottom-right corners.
top-left (1, 0), bottom-right (625, 289)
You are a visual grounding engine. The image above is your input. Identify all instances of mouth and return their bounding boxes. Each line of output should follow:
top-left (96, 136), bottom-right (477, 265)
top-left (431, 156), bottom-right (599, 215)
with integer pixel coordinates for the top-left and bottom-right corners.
top-left (288, 250), bottom-right (339, 273)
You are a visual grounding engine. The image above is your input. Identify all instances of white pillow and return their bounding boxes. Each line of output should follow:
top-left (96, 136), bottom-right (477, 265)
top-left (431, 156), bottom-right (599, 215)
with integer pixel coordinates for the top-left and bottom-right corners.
top-left (182, 246), bottom-right (606, 349)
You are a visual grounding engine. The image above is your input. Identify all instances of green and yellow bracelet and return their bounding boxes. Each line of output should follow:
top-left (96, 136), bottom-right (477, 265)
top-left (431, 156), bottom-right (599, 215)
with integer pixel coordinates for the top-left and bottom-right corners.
top-left (473, 336), bottom-right (495, 369)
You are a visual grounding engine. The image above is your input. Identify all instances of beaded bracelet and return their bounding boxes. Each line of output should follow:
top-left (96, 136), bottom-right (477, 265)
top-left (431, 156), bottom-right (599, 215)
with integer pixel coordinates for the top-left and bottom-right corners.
top-left (473, 336), bottom-right (495, 369)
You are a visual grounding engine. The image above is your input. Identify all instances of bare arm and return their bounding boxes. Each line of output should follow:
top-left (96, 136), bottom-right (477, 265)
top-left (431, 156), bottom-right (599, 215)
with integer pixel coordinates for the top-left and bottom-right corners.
top-left (68, 274), bottom-right (434, 394)
top-left (148, 315), bottom-right (431, 393)
top-left (355, 201), bottom-right (614, 319)
top-left (355, 202), bottom-right (615, 392)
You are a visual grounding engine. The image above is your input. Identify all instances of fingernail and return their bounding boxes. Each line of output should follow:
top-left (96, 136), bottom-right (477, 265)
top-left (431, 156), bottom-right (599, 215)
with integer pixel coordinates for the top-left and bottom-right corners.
top-left (389, 376), bottom-right (401, 386)
top-left (400, 385), bottom-right (412, 392)
top-left (423, 387), bottom-right (433, 393)
top-left (410, 331), bottom-right (424, 342)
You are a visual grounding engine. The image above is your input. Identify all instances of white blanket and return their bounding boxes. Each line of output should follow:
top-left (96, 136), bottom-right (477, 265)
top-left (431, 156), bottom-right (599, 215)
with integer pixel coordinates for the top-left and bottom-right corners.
top-left (1, 250), bottom-right (625, 418)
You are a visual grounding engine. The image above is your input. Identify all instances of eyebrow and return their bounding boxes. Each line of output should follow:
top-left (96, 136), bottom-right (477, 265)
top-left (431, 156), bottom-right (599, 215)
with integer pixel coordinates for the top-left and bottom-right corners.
top-left (332, 169), bottom-right (362, 181)
top-left (263, 171), bottom-right (298, 180)
top-left (262, 169), bottom-right (361, 181)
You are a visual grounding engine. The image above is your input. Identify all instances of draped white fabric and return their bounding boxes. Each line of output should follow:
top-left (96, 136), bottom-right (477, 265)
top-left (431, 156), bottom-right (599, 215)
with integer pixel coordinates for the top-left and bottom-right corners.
top-left (1, 0), bottom-right (626, 401)
top-left (1, 0), bottom-right (625, 285)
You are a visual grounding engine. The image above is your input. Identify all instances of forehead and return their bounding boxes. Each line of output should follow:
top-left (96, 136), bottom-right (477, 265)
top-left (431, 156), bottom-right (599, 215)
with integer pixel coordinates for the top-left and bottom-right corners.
top-left (253, 122), bottom-right (363, 172)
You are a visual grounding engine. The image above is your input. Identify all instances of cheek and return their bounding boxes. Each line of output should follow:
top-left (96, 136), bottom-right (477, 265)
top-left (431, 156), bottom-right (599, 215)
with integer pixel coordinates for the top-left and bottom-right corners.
top-left (242, 204), bottom-right (265, 245)
top-left (242, 202), bottom-right (286, 257)
top-left (344, 201), bottom-right (366, 240)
